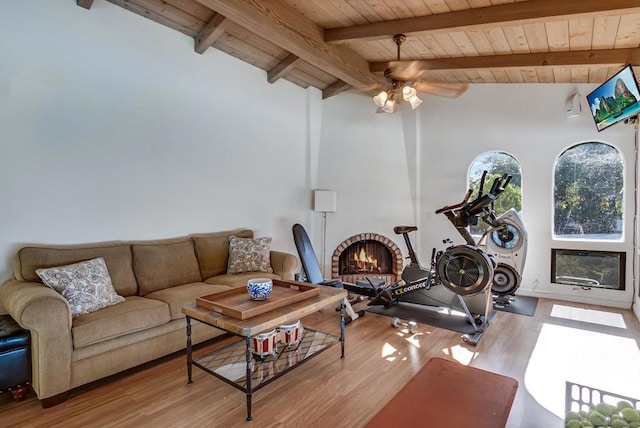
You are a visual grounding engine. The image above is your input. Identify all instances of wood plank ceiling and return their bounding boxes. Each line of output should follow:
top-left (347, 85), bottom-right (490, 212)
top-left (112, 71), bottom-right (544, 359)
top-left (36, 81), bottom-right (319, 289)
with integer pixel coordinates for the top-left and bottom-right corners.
top-left (78, 0), bottom-right (640, 99)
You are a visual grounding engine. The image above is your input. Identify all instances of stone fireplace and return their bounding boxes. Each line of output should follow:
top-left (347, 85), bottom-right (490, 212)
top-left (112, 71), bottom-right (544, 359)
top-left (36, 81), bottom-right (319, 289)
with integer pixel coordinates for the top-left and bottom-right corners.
top-left (331, 233), bottom-right (403, 284)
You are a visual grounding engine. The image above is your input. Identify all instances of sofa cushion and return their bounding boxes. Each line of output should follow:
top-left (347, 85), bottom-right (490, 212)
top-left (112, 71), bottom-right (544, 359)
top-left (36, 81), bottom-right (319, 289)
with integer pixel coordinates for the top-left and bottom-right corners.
top-left (193, 229), bottom-right (253, 279)
top-left (36, 257), bottom-right (125, 318)
top-left (132, 240), bottom-right (201, 296)
top-left (205, 272), bottom-right (280, 288)
top-left (227, 236), bottom-right (273, 274)
top-left (14, 243), bottom-right (138, 296)
top-left (71, 296), bottom-right (170, 348)
top-left (144, 282), bottom-right (233, 320)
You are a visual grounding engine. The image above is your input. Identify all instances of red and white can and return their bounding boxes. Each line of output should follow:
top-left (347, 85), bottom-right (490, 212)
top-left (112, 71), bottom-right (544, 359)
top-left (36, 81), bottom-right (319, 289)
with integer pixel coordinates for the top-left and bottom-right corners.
top-left (251, 329), bottom-right (278, 358)
top-left (278, 320), bottom-right (304, 347)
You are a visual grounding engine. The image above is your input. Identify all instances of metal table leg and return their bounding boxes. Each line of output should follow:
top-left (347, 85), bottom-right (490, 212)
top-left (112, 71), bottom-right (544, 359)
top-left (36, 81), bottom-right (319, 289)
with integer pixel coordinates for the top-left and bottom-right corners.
top-left (245, 336), bottom-right (253, 421)
top-left (340, 300), bottom-right (345, 358)
top-left (186, 316), bottom-right (193, 384)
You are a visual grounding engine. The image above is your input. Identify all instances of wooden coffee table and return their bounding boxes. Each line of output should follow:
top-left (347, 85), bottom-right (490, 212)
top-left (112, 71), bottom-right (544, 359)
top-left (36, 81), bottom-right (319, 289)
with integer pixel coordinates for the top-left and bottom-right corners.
top-left (182, 285), bottom-right (347, 421)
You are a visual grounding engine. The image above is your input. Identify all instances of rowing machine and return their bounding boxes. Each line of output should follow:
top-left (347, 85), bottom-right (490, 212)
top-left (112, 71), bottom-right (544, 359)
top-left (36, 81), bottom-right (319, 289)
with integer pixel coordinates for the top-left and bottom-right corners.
top-left (367, 171), bottom-right (514, 345)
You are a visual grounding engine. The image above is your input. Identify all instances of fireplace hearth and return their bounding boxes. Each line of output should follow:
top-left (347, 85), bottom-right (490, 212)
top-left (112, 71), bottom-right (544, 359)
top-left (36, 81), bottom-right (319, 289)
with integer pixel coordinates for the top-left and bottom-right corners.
top-left (331, 233), bottom-right (403, 284)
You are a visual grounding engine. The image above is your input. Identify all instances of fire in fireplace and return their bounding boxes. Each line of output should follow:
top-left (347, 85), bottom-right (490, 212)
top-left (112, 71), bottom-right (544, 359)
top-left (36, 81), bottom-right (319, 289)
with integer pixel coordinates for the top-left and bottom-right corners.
top-left (340, 240), bottom-right (392, 275)
top-left (331, 233), bottom-right (403, 284)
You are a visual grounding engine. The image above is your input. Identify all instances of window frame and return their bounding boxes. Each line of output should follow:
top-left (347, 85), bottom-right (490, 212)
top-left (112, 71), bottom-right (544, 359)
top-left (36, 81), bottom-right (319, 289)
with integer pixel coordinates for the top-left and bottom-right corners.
top-left (552, 141), bottom-right (625, 242)
top-left (550, 248), bottom-right (626, 291)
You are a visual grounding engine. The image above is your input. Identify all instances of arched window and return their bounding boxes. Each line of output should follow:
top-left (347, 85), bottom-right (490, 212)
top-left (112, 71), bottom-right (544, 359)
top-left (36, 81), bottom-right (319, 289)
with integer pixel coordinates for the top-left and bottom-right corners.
top-left (553, 142), bottom-right (623, 240)
top-left (468, 152), bottom-right (522, 236)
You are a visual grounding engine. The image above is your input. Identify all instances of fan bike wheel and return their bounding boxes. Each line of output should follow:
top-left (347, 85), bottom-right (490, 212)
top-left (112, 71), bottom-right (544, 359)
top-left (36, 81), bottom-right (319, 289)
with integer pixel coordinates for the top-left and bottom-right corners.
top-left (436, 245), bottom-right (494, 296)
top-left (491, 263), bottom-right (521, 296)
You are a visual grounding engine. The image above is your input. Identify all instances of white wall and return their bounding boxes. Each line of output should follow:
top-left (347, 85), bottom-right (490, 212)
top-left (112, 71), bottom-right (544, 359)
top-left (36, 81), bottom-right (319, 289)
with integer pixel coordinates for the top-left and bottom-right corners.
top-left (0, 2), bottom-right (321, 287)
top-left (417, 84), bottom-right (637, 308)
top-left (315, 93), bottom-right (416, 274)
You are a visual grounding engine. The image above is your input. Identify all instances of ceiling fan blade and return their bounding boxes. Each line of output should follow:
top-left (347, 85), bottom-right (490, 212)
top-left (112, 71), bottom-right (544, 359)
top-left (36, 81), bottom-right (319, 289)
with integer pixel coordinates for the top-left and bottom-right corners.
top-left (357, 82), bottom-right (383, 92)
top-left (414, 81), bottom-right (468, 99)
top-left (386, 60), bottom-right (425, 81)
top-left (348, 84), bottom-right (384, 98)
top-left (323, 81), bottom-right (383, 99)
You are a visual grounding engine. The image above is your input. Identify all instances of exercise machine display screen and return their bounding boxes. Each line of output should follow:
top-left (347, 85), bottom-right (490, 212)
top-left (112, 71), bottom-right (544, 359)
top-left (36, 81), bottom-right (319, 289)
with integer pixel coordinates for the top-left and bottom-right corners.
top-left (491, 224), bottom-right (519, 249)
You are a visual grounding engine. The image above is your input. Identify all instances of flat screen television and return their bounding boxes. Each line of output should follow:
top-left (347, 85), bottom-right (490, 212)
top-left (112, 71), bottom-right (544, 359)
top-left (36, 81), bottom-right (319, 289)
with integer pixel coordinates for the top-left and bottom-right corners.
top-left (586, 64), bottom-right (640, 132)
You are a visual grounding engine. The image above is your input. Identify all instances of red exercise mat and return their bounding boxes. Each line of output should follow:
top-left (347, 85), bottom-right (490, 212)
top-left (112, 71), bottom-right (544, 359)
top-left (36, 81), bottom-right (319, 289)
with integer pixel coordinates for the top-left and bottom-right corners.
top-left (366, 357), bottom-right (518, 428)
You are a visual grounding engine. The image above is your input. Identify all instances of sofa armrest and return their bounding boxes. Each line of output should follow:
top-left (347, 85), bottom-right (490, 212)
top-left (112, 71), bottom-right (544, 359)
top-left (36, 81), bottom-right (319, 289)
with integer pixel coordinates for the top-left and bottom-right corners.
top-left (0, 280), bottom-right (73, 400)
top-left (270, 251), bottom-right (299, 280)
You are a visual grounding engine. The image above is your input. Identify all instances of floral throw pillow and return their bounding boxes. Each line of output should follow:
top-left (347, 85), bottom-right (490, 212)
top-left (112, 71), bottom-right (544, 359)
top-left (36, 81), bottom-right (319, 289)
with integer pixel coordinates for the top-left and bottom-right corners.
top-left (227, 236), bottom-right (273, 275)
top-left (36, 257), bottom-right (125, 318)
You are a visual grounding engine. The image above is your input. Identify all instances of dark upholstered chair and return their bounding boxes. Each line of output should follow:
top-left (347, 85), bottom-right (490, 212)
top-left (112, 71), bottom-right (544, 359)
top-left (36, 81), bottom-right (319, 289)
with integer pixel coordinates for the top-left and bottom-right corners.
top-left (0, 315), bottom-right (30, 401)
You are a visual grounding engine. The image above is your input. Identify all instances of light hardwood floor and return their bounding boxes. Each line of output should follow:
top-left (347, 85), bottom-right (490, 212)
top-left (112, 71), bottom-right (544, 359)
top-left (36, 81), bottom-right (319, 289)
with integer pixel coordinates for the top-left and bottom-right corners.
top-left (1, 298), bottom-right (639, 427)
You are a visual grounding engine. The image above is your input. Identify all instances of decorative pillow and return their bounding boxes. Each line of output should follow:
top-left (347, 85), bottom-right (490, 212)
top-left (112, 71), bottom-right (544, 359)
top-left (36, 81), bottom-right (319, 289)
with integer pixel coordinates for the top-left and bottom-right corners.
top-left (227, 236), bottom-right (273, 275)
top-left (36, 257), bottom-right (125, 318)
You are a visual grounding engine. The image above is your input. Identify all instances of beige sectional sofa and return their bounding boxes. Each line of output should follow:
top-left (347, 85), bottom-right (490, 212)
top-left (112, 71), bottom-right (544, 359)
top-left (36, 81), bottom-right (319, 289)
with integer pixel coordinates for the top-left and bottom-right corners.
top-left (0, 229), bottom-right (298, 407)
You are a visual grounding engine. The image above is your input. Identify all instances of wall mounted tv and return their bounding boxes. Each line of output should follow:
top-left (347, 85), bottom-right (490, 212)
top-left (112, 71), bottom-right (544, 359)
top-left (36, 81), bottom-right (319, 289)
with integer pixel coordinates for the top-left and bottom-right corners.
top-left (586, 64), bottom-right (640, 132)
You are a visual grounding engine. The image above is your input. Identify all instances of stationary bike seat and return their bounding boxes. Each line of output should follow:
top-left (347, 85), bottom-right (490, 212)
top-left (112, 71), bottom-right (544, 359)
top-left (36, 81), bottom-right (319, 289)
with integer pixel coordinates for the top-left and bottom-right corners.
top-left (394, 226), bottom-right (417, 234)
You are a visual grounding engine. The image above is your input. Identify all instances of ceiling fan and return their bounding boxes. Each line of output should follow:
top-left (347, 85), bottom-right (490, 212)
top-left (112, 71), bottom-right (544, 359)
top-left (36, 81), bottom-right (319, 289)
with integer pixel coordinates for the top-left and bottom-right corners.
top-left (372, 34), bottom-right (468, 113)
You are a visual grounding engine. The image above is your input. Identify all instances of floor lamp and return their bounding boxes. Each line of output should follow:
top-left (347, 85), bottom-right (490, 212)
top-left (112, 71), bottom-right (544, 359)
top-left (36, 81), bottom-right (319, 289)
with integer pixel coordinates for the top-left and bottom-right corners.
top-left (313, 190), bottom-right (337, 278)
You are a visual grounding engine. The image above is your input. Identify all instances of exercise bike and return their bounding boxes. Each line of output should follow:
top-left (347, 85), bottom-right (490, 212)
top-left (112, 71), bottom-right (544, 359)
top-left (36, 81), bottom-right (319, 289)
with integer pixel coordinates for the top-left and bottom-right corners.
top-left (370, 171), bottom-right (513, 345)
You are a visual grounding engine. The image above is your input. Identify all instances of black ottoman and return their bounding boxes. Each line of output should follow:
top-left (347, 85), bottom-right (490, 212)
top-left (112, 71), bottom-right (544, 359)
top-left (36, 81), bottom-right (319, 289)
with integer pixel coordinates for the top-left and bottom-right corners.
top-left (0, 315), bottom-right (30, 401)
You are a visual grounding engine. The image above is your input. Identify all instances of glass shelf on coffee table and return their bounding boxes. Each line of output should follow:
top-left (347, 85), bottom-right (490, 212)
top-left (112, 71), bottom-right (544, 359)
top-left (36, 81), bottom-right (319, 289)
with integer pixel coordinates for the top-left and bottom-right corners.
top-left (182, 286), bottom-right (347, 422)
top-left (195, 328), bottom-right (338, 389)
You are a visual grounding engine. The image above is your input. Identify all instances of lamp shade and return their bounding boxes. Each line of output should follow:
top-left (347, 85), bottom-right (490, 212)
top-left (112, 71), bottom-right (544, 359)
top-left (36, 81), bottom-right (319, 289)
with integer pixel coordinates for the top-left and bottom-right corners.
top-left (408, 94), bottom-right (423, 109)
top-left (373, 90), bottom-right (388, 107)
top-left (402, 85), bottom-right (417, 100)
top-left (313, 190), bottom-right (337, 213)
top-left (382, 98), bottom-right (396, 113)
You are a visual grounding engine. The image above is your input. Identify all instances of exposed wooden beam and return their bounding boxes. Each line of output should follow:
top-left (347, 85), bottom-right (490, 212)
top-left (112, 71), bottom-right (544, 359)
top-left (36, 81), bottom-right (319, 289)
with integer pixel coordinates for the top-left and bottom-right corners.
top-left (370, 49), bottom-right (640, 76)
top-left (322, 80), bottom-right (351, 99)
top-left (325, 0), bottom-right (640, 42)
top-left (194, 0), bottom-right (379, 90)
top-left (195, 13), bottom-right (229, 54)
top-left (77, 0), bottom-right (94, 9)
top-left (267, 54), bottom-right (301, 84)
top-left (107, 0), bottom-right (198, 37)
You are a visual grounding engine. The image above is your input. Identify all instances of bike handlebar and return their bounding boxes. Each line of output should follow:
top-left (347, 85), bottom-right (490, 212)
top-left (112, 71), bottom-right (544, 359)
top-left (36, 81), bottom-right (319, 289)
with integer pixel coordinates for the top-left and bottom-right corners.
top-left (435, 188), bottom-right (472, 214)
top-left (478, 171), bottom-right (487, 199)
top-left (502, 174), bottom-right (513, 190)
top-left (463, 193), bottom-right (496, 217)
top-left (435, 172), bottom-right (512, 220)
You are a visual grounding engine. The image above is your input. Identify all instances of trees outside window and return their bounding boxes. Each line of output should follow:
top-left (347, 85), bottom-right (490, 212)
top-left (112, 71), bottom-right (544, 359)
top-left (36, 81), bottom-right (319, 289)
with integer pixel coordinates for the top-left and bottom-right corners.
top-left (468, 152), bottom-right (522, 236)
top-left (553, 143), bottom-right (623, 240)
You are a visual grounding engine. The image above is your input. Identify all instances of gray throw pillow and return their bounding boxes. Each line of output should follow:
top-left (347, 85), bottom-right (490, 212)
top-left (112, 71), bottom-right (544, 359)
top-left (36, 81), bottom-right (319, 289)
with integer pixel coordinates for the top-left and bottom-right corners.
top-left (36, 257), bottom-right (125, 318)
top-left (227, 236), bottom-right (273, 274)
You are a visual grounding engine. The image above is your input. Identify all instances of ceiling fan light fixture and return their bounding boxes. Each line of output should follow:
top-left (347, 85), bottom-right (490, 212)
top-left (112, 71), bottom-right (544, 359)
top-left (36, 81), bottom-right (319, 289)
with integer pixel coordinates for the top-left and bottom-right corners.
top-left (373, 34), bottom-right (428, 114)
top-left (382, 97), bottom-right (396, 113)
top-left (408, 94), bottom-right (423, 109)
top-left (373, 90), bottom-right (388, 107)
top-left (402, 85), bottom-right (417, 101)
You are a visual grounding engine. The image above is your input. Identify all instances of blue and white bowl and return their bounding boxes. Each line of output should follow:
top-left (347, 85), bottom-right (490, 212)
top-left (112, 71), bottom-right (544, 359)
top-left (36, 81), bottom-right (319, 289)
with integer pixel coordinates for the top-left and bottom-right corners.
top-left (247, 278), bottom-right (273, 301)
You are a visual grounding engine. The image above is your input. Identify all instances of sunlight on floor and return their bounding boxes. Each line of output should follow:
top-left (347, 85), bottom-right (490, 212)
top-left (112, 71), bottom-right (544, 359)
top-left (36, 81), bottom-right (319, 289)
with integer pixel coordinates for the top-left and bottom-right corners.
top-left (380, 331), bottom-right (427, 364)
top-left (430, 306), bottom-right (467, 317)
top-left (550, 304), bottom-right (627, 329)
top-left (398, 331), bottom-right (422, 348)
top-left (441, 344), bottom-right (476, 365)
top-left (524, 323), bottom-right (640, 417)
top-left (381, 342), bottom-right (398, 361)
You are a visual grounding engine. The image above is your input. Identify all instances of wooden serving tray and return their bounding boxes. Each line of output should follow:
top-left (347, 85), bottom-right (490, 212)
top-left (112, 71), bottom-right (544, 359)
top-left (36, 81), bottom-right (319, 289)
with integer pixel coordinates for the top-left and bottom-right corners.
top-left (196, 279), bottom-right (320, 320)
